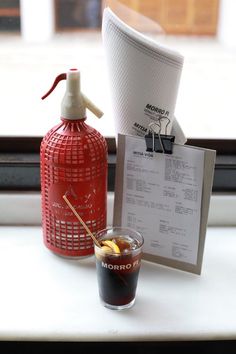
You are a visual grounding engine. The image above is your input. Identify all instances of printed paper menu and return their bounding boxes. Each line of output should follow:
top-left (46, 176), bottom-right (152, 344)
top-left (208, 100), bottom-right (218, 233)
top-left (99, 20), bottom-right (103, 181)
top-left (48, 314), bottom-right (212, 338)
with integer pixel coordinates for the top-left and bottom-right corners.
top-left (120, 135), bottom-right (204, 266)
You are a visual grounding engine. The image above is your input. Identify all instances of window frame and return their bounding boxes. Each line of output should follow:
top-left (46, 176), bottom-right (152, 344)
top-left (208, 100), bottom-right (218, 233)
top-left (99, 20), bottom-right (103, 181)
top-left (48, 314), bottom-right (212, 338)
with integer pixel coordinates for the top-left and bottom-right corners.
top-left (0, 136), bottom-right (236, 192)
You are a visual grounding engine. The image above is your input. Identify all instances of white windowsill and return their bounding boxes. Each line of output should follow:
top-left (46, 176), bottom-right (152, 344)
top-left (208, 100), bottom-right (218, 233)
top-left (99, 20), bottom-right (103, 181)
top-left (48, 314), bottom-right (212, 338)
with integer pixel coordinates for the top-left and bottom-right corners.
top-left (0, 192), bottom-right (236, 341)
top-left (0, 225), bottom-right (236, 341)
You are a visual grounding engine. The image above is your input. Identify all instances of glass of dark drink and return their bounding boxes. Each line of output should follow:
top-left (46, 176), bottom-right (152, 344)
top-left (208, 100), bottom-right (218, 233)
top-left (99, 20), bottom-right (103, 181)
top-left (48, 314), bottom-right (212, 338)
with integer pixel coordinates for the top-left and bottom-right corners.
top-left (94, 227), bottom-right (144, 310)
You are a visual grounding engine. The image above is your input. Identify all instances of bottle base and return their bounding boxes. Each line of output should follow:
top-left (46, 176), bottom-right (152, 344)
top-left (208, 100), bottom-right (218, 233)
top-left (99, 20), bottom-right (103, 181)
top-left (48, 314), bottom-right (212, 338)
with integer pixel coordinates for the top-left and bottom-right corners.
top-left (50, 250), bottom-right (93, 260)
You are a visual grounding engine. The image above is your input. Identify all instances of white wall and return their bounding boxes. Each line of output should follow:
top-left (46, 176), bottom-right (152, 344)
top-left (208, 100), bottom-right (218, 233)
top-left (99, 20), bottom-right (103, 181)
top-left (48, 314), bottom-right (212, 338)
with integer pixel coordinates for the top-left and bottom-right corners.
top-left (0, 192), bottom-right (235, 226)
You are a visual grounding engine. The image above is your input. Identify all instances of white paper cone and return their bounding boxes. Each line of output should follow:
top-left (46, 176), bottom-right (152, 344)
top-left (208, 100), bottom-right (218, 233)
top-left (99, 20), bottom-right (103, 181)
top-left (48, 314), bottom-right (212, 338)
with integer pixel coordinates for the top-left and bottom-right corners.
top-left (102, 7), bottom-right (184, 138)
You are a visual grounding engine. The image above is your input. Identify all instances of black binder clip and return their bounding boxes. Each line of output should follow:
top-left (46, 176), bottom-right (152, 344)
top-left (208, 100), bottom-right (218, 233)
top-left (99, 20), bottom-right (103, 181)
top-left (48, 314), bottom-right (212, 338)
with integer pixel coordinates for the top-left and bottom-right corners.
top-left (145, 120), bottom-right (175, 154)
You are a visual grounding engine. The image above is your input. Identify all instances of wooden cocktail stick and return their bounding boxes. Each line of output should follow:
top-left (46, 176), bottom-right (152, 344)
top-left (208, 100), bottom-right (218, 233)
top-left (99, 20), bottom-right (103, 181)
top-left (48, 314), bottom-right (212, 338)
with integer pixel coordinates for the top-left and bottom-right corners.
top-left (63, 195), bottom-right (101, 248)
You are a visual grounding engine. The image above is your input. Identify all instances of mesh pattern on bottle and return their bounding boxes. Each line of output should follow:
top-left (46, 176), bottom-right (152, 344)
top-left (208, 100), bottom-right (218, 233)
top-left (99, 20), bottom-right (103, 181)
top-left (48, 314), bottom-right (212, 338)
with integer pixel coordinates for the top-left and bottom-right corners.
top-left (41, 122), bottom-right (107, 256)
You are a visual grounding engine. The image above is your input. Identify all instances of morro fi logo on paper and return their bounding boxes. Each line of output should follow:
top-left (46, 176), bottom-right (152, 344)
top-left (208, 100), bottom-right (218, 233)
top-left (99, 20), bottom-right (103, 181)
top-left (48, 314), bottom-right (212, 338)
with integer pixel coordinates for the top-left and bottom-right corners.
top-left (145, 103), bottom-right (169, 117)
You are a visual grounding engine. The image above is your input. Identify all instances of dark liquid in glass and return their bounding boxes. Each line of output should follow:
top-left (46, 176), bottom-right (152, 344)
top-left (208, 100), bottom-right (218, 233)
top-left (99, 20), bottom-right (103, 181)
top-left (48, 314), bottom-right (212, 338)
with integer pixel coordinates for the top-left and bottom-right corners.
top-left (95, 236), bottom-right (141, 307)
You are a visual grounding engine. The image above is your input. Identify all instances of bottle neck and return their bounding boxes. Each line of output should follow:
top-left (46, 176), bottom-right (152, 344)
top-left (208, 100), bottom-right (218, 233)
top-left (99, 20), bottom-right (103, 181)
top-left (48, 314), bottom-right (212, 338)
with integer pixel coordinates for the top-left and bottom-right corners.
top-left (60, 117), bottom-right (86, 123)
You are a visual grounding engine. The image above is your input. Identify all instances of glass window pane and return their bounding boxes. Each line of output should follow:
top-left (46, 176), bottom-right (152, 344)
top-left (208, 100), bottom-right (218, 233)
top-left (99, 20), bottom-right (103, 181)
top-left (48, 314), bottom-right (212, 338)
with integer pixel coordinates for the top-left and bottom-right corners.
top-left (0, 0), bottom-right (235, 139)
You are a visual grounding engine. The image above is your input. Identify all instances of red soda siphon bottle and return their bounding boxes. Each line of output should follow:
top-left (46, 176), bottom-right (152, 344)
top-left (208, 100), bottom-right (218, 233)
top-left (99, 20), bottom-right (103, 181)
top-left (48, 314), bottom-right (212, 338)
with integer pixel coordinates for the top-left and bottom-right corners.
top-left (40, 68), bottom-right (107, 258)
